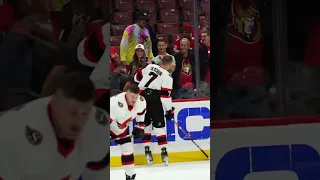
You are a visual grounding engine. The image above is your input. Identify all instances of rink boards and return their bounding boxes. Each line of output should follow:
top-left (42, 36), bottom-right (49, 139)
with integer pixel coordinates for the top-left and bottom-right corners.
top-left (211, 116), bottom-right (320, 180)
top-left (110, 98), bottom-right (210, 167)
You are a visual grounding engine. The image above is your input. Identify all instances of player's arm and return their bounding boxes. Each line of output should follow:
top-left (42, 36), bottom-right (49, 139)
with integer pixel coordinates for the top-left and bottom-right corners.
top-left (120, 25), bottom-right (132, 64)
top-left (136, 96), bottom-right (147, 123)
top-left (109, 102), bottom-right (123, 135)
top-left (132, 97), bottom-right (147, 140)
top-left (160, 74), bottom-right (174, 111)
top-left (82, 108), bottom-right (110, 180)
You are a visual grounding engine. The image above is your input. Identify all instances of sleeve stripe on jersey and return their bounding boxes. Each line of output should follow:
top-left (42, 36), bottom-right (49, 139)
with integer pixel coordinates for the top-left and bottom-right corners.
top-left (137, 108), bottom-right (146, 116)
top-left (160, 89), bottom-right (172, 98)
top-left (86, 152), bottom-right (110, 171)
top-left (161, 87), bottom-right (172, 91)
top-left (118, 117), bottom-right (133, 129)
top-left (110, 118), bottom-right (113, 123)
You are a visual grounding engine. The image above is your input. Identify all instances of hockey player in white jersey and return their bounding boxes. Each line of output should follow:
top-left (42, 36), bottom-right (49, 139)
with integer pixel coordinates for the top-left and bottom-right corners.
top-left (134, 55), bottom-right (175, 166)
top-left (110, 84), bottom-right (147, 180)
top-left (0, 72), bottom-right (110, 180)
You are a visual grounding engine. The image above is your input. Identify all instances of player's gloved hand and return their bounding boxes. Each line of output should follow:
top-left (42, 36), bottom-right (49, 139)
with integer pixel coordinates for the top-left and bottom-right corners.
top-left (165, 107), bottom-right (175, 120)
top-left (132, 123), bottom-right (146, 139)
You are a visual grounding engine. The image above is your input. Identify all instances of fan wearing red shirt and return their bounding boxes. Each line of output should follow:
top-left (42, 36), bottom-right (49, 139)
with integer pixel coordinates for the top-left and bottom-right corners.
top-left (173, 23), bottom-right (194, 53)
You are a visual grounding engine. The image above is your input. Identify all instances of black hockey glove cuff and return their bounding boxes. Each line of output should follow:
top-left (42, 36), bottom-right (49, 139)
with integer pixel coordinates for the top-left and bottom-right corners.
top-left (165, 107), bottom-right (175, 120)
top-left (132, 123), bottom-right (146, 139)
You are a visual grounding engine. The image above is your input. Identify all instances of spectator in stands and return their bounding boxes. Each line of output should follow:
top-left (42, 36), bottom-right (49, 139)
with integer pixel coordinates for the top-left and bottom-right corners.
top-left (194, 12), bottom-right (209, 41)
top-left (152, 38), bottom-right (176, 73)
top-left (41, 0), bottom-right (105, 96)
top-left (172, 38), bottom-right (195, 99)
top-left (127, 44), bottom-right (150, 76)
top-left (199, 28), bottom-right (210, 97)
top-left (120, 9), bottom-right (154, 65)
top-left (173, 23), bottom-right (194, 53)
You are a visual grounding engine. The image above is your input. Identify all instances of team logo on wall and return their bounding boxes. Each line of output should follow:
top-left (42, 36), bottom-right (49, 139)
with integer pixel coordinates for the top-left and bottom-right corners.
top-left (228, 0), bottom-right (261, 43)
top-left (25, 126), bottom-right (43, 145)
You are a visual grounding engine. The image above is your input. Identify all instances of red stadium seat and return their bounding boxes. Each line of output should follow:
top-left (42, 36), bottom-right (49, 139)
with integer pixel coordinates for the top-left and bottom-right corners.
top-left (157, 0), bottom-right (177, 9)
top-left (148, 10), bottom-right (157, 26)
top-left (157, 23), bottom-right (180, 34)
top-left (110, 36), bottom-right (122, 46)
top-left (182, 10), bottom-right (194, 22)
top-left (113, 12), bottom-right (133, 25)
top-left (204, 10), bottom-right (210, 20)
top-left (114, 0), bottom-right (134, 12)
top-left (111, 25), bottom-right (128, 36)
top-left (136, 0), bottom-right (156, 11)
top-left (156, 34), bottom-right (170, 43)
top-left (159, 9), bottom-right (180, 23)
top-left (178, 0), bottom-right (194, 10)
top-left (200, 0), bottom-right (210, 10)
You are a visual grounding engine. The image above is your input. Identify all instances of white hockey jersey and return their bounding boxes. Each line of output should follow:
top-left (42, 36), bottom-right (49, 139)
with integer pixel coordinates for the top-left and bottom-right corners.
top-left (0, 97), bottom-right (110, 180)
top-left (110, 92), bottom-right (146, 137)
top-left (76, 22), bottom-right (110, 90)
top-left (134, 64), bottom-right (173, 111)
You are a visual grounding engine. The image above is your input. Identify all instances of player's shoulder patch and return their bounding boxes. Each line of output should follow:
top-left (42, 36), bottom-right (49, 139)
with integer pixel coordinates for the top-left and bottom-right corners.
top-left (139, 96), bottom-right (145, 101)
top-left (25, 125), bottom-right (43, 145)
top-left (118, 101), bottom-right (123, 107)
top-left (95, 107), bottom-right (108, 126)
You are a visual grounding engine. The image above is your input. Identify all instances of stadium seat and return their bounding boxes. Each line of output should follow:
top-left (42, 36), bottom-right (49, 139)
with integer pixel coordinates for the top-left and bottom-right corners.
top-left (178, 0), bottom-right (194, 10)
top-left (157, 23), bottom-right (180, 34)
top-left (157, 0), bottom-right (177, 9)
top-left (159, 9), bottom-right (180, 23)
top-left (182, 10), bottom-right (194, 22)
top-left (148, 10), bottom-right (157, 26)
top-left (114, 0), bottom-right (134, 12)
top-left (110, 36), bottom-right (122, 46)
top-left (136, 0), bottom-right (156, 11)
top-left (204, 10), bottom-right (210, 20)
top-left (200, 0), bottom-right (210, 10)
top-left (111, 25), bottom-right (128, 36)
top-left (113, 12), bottom-right (133, 25)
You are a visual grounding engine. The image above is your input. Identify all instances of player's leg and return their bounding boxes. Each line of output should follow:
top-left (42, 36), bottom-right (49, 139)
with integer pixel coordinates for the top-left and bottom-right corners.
top-left (111, 130), bottom-right (136, 180)
top-left (152, 102), bottom-right (169, 165)
top-left (142, 110), bottom-right (153, 165)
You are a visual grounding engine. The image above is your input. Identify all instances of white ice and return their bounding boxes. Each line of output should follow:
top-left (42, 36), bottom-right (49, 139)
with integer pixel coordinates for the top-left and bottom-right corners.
top-left (110, 160), bottom-right (210, 180)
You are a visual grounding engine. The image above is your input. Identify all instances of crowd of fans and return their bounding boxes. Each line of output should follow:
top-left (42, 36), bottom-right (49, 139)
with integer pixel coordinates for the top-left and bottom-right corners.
top-left (109, 0), bottom-right (211, 100)
top-left (0, 0), bottom-right (109, 110)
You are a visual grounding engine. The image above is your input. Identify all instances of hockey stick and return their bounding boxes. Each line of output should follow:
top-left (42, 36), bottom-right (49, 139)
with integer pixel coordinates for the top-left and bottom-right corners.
top-left (110, 134), bottom-right (133, 142)
top-left (172, 119), bottom-right (209, 159)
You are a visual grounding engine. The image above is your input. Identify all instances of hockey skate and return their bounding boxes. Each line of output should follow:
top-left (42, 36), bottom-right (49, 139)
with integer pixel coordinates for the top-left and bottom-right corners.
top-left (144, 146), bottom-right (153, 165)
top-left (161, 147), bottom-right (169, 166)
top-left (126, 174), bottom-right (136, 180)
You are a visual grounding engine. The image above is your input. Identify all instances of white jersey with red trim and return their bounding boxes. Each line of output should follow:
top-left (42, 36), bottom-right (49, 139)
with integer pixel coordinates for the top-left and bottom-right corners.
top-left (0, 97), bottom-right (110, 180)
top-left (134, 64), bottom-right (173, 111)
top-left (110, 92), bottom-right (146, 137)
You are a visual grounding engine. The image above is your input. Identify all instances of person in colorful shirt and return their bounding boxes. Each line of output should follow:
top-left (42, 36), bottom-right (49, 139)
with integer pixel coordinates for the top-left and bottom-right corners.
top-left (120, 9), bottom-right (153, 65)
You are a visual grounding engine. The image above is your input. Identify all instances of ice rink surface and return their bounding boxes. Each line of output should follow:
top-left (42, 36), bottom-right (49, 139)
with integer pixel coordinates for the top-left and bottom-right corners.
top-left (110, 160), bottom-right (210, 180)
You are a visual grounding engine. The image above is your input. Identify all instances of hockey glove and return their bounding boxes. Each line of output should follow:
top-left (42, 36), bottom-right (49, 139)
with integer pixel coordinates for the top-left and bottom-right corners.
top-left (132, 123), bottom-right (146, 139)
top-left (165, 107), bottom-right (175, 120)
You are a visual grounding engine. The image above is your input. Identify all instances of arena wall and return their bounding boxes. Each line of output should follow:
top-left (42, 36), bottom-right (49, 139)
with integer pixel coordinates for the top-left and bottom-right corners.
top-left (211, 116), bottom-right (320, 180)
top-left (110, 98), bottom-right (210, 167)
